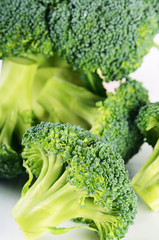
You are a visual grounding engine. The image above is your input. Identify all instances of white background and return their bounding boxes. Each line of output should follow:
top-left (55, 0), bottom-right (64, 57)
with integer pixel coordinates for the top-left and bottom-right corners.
top-left (0, 38), bottom-right (159, 240)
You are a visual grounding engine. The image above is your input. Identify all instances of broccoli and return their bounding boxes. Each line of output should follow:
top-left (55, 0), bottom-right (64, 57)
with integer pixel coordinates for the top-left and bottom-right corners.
top-left (0, 145), bottom-right (23, 179)
top-left (0, 49), bottom-right (105, 178)
top-left (0, 57), bottom-right (38, 178)
top-left (0, 56), bottom-right (148, 179)
top-left (37, 77), bottom-right (149, 162)
top-left (0, 0), bottom-right (53, 58)
top-left (12, 122), bottom-right (137, 240)
top-left (92, 79), bottom-right (149, 161)
top-left (135, 102), bottom-right (159, 147)
top-left (0, 0), bottom-right (153, 177)
top-left (131, 102), bottom-right (159, 211)
top-left (35, 69), bottom-right (103, 129)
top-left (145, 0), bottom-right (159, 26)
top-left (1, 0), bottom-right (159, 83)
top-left (49, 0), bottom-right (159, 80)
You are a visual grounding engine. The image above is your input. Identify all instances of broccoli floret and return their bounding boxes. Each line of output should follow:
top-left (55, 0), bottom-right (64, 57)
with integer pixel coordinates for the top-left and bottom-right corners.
top-left (49, 0), bottom-right (158, 80)
top-left (12, 122), bottom-right (137, 240)
top-left (131, 102), bottom-right (159, 211)
top-left (0, 57), bottom-right (38, 178)
top-left (0, 52), bottom-right (104, 177)
top-left (135, 102), bottom-right (159, 147)
top-left (35, 77), bottom-right (148, 162)
top-left (92, 79), bottom-right (149, 162)
top-left (0, 0), bottom-right (53, 58)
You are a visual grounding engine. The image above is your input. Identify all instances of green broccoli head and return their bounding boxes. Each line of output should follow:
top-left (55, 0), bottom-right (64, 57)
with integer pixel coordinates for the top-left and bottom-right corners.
top-left (132, 102), bottom-right (159, 211)
top-left (1, 0), bottom-right (158, 83)
top-left (49, 0), bottom-right (158, 80)
top-left (0, 57), bottom-right (38, 178)
top-left (12, 122), bottom-right (137, 240)
top-left (0, 0), bottom-right (53, 58)
top-left (92, 79), bottom-right (149, 162)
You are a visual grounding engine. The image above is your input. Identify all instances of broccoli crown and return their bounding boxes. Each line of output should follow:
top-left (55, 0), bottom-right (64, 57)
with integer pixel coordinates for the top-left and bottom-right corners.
top-left (22, 122), bottom-right (99, 177)
top-left (1, 0), bottom-right (158, 81)
top-left (0, 144), bottom-right (24, 179)
top-left (49, 0), bottom-right (158, 80)
top-left (136, 102), bottom-right (159, 147)
top-left (0, 0), bottom-right (53, 58)
top-left (0, 57), bottom-right (37, 178)
top-left (92, 79), bottom-right (149, 161)
top-left (12, 122), bottom-right (137, 240)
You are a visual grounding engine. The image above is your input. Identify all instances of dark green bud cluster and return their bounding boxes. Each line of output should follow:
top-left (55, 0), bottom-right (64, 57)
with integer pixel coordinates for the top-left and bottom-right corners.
top-left (92, 80), bottom-right (149, 161)
top-left (0, 144), bottom-right (24, 179)
top-left (0, 0), bottom-right (53, 58)
top-left (136, 102), bottom-right (159, 147)
top-left (144, 0), bottom-right (159, 26)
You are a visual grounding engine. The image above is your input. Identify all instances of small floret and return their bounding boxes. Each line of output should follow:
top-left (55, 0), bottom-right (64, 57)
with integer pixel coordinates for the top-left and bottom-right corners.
top-left (131, 102), bottom-right (159, 211)
top-left (12, 122), bottom-right (137, 240)
top-left (92, 79), bottom-right (149, 161)
top-left (0, 145), bottom-right (23, 179)
top-left (135, 102), bottom-right (159, 147)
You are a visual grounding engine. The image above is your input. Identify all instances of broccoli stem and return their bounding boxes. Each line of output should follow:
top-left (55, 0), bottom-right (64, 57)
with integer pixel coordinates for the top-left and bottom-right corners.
top-left (21, 150), bottom-right (64, 198)
top-left (131, 139), bottom-right (159, 211)
top-left (13, 182), bottom-right (118, 240)
top-left (37, 75), bottom-right (100, 129)
top-left (0, 57), bottom-right (37, 146)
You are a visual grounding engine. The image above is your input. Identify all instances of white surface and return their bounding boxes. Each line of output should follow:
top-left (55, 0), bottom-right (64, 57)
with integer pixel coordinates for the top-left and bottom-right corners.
top-left (0, 45), bottom-right (159, 240)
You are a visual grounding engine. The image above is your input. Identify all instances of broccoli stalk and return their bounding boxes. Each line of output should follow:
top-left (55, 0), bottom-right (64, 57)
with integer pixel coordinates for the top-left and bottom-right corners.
top-left (12, 122), bottom-right (137, 240)
top-left (0, 57), bottom-right (37, 141)
top-left (131, 102), bottom-right (159, 211)
top-left (0, 57), bottom-right (38, 178)
top-left (36, 73), bottom-right (101, 129)
top-left (131, 139), bottom-right (159, 211)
